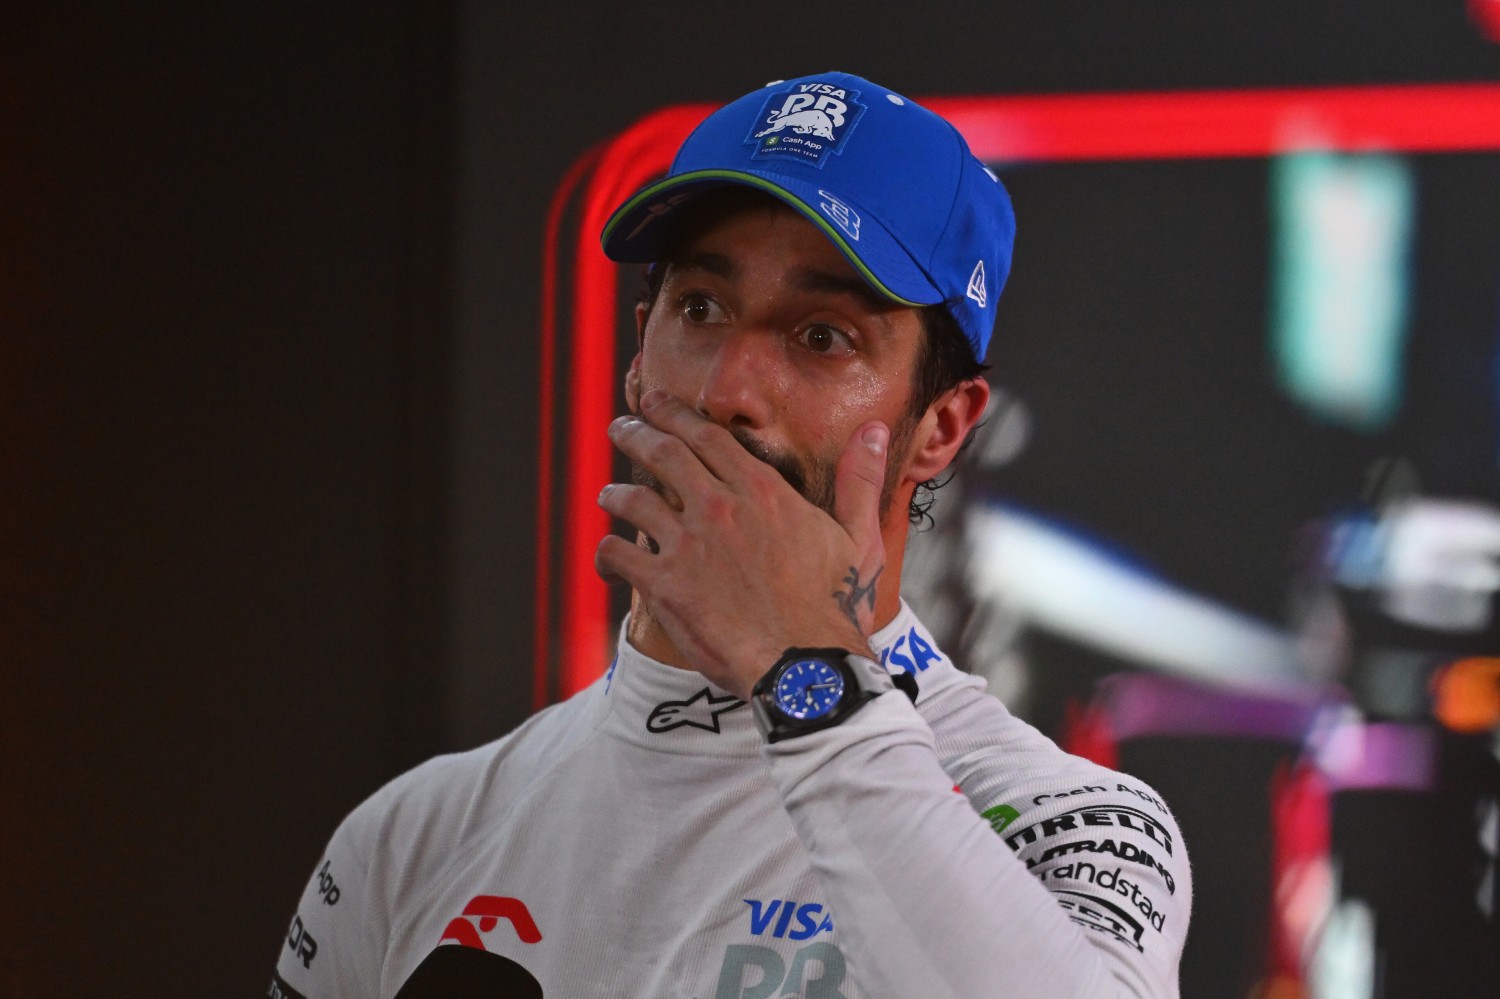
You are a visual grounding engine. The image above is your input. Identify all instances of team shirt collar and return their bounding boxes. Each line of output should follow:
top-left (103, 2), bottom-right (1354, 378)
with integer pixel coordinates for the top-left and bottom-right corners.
top-left (600, 601), bottom-right (952, 755)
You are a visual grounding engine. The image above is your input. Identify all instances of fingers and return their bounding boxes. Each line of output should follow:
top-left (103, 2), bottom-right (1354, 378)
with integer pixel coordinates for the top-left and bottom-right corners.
top-left (597, 483), bottom-right (679, 548)
top-left (833, 421), bottom-right (889, 551)
top-left (609, 390), bottom-right (774, 514)
top-left (607, 411), bottom-right (719, 501)
top-left (633, 390), bottom-right (751, 482)
top-left (595, 532), bottom-right (653, 587)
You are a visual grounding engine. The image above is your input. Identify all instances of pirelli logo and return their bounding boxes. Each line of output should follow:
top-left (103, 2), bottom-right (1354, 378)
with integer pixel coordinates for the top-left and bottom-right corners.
top-left (1003, 804), bottom-right (1174, 857)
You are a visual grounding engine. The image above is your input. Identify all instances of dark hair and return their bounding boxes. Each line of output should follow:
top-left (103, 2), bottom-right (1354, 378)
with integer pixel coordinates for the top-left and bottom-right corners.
top-left (638, 189), bottom-right (989, 526)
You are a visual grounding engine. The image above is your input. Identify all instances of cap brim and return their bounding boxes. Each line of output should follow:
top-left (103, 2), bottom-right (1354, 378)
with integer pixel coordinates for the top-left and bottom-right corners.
top-left (600, 168), bottom-right (945, 309)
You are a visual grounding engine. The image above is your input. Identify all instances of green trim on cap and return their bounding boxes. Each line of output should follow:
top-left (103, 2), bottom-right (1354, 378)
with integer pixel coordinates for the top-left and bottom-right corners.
top-left (602, 168), bottom-right (926, 309)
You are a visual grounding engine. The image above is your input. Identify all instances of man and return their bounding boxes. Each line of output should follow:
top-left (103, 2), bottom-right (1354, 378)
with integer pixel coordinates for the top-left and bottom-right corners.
top-left (273, 72), bottom-right (1190, 998)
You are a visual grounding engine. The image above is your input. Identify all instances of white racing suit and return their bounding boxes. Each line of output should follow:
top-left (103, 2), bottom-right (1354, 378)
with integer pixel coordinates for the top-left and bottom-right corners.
top-left (273, 602), bottom-right (1191, 997)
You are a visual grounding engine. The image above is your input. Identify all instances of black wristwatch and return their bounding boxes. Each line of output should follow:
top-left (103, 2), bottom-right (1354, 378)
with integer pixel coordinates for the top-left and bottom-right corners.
top-left (751, 647), bottom-right (896, 743)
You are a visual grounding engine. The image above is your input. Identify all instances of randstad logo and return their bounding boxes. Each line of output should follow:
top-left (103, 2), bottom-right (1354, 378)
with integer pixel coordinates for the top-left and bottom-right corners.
top-left (747, 83), bottom-right (865, 166)
top-left (743, 899), bottom-right (835, 941)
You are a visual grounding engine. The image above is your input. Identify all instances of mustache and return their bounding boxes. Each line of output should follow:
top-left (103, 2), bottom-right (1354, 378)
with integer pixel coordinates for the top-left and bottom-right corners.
top-left (727, 427), bottom-right (808, 496)
top-left (628, 425), bottom-right (826, 511)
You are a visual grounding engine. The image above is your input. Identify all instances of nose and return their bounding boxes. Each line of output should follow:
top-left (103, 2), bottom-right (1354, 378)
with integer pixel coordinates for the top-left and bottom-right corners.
top-left (694, 328), bottom-right (778, 429)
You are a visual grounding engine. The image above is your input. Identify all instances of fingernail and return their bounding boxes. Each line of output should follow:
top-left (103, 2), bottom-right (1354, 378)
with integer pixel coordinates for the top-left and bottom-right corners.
top-left (598, 484), bottom-right (614, 503)
top-left (641, 389), bottom-right (666, 409)
top-left (862, 424), bottom-right (888, 455)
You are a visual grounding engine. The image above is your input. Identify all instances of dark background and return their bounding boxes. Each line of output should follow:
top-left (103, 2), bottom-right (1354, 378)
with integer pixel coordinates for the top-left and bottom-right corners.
top-left (4, 2), bottom-right (1499, 993)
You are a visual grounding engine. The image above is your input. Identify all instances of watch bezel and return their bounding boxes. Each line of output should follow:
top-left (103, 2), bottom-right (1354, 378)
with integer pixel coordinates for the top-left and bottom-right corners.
top-left (752, 646), bottom-right (886, 743)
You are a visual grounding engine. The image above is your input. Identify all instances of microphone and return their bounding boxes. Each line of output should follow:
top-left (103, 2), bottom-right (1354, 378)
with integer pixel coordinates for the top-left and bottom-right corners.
top-left (392, 945), bottom-right (545, 998)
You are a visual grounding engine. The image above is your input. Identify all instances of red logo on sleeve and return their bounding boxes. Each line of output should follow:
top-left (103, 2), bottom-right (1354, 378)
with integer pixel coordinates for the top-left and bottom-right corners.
top-left (440, 895), bottom-right (543, 950)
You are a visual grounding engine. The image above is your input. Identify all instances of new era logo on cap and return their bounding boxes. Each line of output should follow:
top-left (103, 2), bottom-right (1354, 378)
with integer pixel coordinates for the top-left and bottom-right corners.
top-left (966, 260), bottom-right (987, 309)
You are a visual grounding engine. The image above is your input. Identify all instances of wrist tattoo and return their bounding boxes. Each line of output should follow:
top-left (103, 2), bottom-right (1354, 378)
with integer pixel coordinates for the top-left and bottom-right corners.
top-left (832, 565), bottom-right (882, 632)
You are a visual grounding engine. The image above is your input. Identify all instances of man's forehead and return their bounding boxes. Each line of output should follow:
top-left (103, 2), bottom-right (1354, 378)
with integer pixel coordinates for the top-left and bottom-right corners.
top-left (656, 186), bottom-right (803, 253)
top-left (659, 194), bottom-right (898, 313)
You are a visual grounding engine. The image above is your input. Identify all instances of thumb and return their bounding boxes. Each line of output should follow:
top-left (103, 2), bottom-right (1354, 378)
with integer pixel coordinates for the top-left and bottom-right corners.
top-left (833, 421), bottom-right (889, 546)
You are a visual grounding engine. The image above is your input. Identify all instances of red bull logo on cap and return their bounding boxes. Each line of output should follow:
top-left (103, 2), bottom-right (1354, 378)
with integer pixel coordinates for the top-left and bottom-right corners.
top-left (746, 81), bottom-right (865, 167)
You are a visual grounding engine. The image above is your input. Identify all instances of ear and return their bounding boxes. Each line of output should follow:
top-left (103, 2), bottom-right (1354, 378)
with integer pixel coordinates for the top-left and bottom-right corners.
top-left (624, 352), bottom-right (644, 415)
top-left (903, 378), bottom-right (990, 484)
top-left (634, 300), bottom-right (649, 348)
top-left (623, 301), bottom-right (654, 414)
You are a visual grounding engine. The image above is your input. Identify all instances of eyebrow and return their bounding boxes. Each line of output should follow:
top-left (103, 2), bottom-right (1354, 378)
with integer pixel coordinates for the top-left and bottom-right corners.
top-left (791, 267), bottom-right (893, 314)
top-left (665, 253), bottom-right (897, 328)
top-left (667, 252), bottom-right (735, 280)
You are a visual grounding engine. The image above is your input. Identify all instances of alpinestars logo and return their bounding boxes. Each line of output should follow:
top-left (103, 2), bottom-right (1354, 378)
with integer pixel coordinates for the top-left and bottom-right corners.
top-left (647, 688), bottom-right (745, 734)
top-left (747, 82), bottom-right (866, 166)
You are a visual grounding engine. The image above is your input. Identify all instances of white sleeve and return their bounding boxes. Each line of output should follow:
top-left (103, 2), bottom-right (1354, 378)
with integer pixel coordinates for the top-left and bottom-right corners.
top-left (763, 689), bottom-right (1187, 999)
top-left (270, 805), bottom-right (387, 999)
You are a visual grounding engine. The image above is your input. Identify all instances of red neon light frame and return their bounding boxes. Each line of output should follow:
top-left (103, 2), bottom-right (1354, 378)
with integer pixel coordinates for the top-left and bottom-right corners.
top-left (1473, 0), bottom-right (1500, 44)
top-left (536, 83), bottom-right (1500, 705)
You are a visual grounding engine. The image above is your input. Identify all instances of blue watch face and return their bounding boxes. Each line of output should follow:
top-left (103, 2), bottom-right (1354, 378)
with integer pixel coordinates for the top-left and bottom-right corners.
top-left (773, 658), bottom-right (846, 721)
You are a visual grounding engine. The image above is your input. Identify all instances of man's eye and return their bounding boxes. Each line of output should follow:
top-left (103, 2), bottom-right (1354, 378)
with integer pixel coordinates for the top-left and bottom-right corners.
top-left (681, 295), bottom-right (724, 324)
top-left (799, 324), bottom-right (853, 354)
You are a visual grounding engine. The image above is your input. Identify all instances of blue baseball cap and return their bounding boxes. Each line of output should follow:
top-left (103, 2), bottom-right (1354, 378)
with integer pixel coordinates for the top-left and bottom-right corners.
top-left (600, 71), bottom-right (1015, 363)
